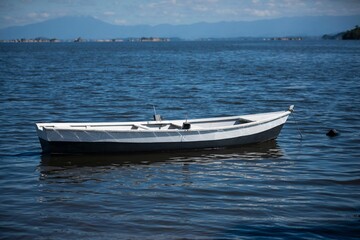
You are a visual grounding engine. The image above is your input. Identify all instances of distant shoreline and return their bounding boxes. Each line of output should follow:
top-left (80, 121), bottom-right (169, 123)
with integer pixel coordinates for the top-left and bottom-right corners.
top-left (0, 36), bottom-right (321, 43)
top-left (0, 37), bottom-right (173, 43)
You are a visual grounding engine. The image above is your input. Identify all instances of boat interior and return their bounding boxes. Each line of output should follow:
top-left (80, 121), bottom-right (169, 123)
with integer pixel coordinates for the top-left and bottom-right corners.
top-left (130, 117), bottom-right (254, 130)
top-left (38, 116), bottom-right (254, 131)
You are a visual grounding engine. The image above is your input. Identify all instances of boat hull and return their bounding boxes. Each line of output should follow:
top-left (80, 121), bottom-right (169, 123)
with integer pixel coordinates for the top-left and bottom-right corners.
top-left (36, 106), bottom-right (294, 154)
top-left (38, 124), bottom-right (285, 154)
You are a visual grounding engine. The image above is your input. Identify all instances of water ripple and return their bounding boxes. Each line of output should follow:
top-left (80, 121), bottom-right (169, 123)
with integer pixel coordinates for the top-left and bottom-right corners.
top-left (1, 41), bottom-right (360, 239)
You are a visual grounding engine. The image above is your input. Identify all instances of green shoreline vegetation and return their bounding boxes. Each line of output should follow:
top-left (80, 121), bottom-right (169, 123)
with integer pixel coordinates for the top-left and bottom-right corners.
top-left (323, 25), bottom-right (360, 40)
top-left (342, 25), bottom-right (360, 40)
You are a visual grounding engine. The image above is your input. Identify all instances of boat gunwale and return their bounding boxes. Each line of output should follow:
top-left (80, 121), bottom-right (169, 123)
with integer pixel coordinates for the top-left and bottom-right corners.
top-left (36, 110), bottom-right (291, 133)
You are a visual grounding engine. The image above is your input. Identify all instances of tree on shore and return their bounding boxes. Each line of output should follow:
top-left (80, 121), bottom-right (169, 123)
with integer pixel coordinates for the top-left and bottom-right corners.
top-left (342, 25), bottom-right (360, 40)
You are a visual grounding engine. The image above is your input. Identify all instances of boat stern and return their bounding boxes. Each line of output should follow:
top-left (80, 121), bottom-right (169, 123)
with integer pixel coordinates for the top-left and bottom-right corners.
top-left (35, 123), bottom-right (47, 140)
top-left (35, 123), bottom-right (51, 153)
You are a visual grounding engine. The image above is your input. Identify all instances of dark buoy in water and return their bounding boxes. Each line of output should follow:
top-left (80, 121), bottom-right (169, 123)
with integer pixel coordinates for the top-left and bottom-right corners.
top-left (326, 129), bottom-right (339, 137)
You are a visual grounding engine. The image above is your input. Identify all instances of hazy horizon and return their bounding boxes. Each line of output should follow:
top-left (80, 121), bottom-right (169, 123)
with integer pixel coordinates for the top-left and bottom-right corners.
top-left (1, 0), bottom-right (360, 29)
top-left (1, 14), bottom-right (359, 40)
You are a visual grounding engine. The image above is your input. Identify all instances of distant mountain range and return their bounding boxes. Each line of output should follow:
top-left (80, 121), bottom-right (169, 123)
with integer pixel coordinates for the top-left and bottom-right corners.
top-left (1, 15), bottom-right (359, 40)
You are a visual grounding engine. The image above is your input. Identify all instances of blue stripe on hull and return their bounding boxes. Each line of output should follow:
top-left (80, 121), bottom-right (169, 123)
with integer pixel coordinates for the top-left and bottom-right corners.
top-left (39, 124), bottom-right (284, 154)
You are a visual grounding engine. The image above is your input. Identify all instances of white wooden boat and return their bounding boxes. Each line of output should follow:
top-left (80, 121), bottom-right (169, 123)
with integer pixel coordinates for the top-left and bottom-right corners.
top-left (36, 106), bottom-right (294, 154)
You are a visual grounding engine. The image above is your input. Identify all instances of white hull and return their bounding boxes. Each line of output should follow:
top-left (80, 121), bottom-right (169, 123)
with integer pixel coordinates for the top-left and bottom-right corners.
top-left (36, 106), bottom-right (293, 154)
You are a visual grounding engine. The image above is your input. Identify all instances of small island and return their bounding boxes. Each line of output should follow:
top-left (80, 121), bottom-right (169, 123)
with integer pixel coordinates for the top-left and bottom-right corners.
top-left (323, 25), bottom-right (360, 40)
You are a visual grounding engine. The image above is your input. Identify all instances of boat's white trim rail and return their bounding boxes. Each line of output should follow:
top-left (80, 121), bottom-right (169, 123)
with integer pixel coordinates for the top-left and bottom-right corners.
top-left (36, 108), bottom-right (292, 132)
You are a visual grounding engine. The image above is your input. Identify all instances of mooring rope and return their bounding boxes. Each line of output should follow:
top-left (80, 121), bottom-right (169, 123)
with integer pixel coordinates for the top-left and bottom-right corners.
top-left (291, 111), bottom-right (303, 140)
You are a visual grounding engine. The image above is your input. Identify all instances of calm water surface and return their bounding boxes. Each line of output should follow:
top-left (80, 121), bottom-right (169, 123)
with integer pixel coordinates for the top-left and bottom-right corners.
top-left (1, 41), bottom-right (360, 239)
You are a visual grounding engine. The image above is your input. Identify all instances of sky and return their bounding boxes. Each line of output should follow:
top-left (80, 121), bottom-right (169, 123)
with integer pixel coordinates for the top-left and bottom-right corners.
top-left (1, 0), bottom-right (360, 29)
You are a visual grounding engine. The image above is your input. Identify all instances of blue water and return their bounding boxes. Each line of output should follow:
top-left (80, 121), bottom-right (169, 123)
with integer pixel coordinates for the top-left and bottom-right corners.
top-left (1, 41), bottom-right (360, 239)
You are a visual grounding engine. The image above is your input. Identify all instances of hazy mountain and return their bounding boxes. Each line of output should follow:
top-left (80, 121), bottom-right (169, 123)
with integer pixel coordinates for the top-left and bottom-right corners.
top-left (1, 15), bottom-right (359, 40)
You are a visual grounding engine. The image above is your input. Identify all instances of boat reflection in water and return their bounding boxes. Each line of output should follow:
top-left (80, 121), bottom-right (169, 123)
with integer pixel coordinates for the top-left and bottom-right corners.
top-left (39, 140), bottom-right (284, 175)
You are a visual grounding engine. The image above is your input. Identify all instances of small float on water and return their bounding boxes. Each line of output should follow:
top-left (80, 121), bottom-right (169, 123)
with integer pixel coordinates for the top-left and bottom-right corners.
top-left (35, 105), bottom-right (294, 154)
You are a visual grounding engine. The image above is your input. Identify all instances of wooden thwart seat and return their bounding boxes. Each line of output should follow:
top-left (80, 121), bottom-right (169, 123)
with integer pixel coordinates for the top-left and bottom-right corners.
top-left (133, 124), bottom-right (151, 130)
